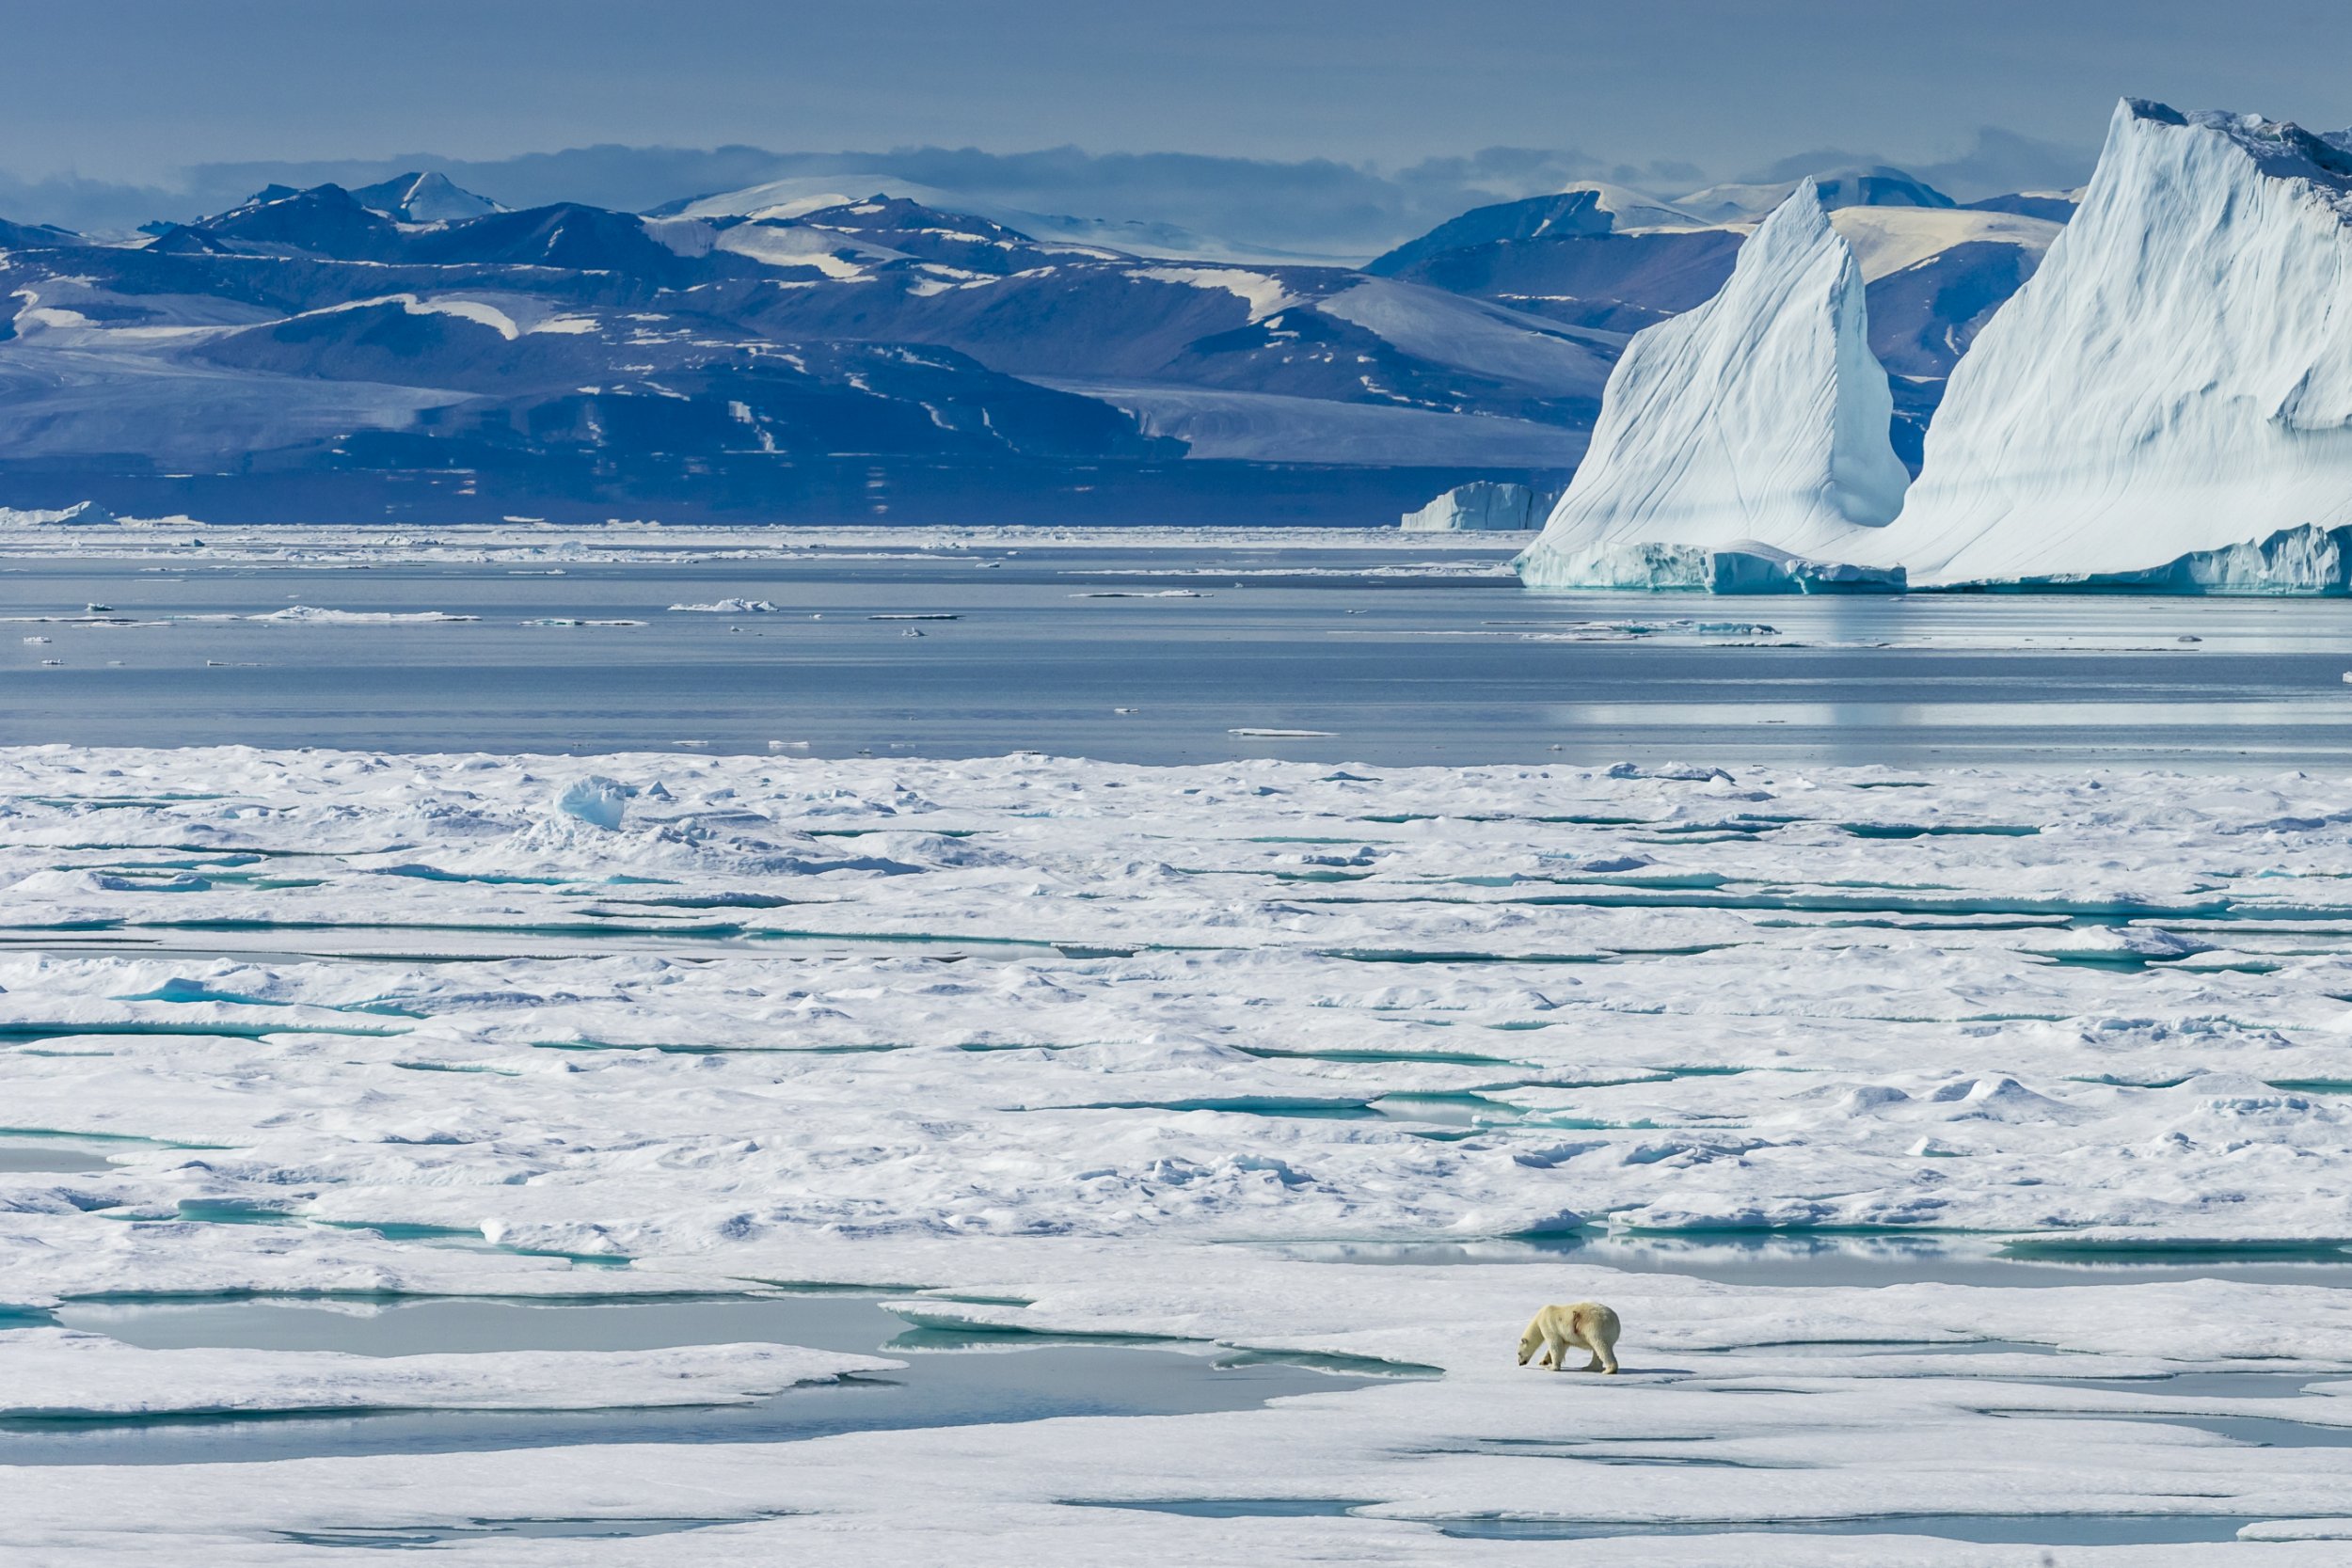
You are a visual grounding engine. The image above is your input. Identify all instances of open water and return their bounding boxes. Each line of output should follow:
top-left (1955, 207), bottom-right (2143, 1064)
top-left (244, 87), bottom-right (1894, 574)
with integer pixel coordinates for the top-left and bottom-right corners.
top-left (8, 545), bottom-right (2352, 766)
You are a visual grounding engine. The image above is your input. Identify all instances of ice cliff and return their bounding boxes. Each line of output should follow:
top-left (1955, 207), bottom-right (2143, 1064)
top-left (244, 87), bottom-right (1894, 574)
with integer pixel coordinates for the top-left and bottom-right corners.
top-left (1401, 481), bottom-right (1561, 531)
top-left (1515, 183), bottom-right (1910, 591)
top-left (1866, 100), bottom-right (2352, 588)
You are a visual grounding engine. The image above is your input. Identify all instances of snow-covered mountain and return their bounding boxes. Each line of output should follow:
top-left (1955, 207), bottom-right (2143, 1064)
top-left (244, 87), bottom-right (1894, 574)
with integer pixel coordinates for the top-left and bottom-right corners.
top-left (0, 178), bottom-right (1605, 523)
top-left (0, 138), bottom-right (2086, 529)
top-left (1516, 183), bottom-right (1909, 590)
top-left (1826, 206), bottom-right (2064, 408)
top-left (1865, 100), bottom-right (2352, 587)
top-left (1364, 184), bottom-right (1708, 276)
top-left (1367, 177), bottom-right (2058, 472)
top-left (351, 172), bottom-right (504, 224)
top-left (1675, 164), bottom-right (1957, 223)
top-left (660, 174), bottom-right (1355, 266)
top-left (1964, 190), bottom-right (2082, 223)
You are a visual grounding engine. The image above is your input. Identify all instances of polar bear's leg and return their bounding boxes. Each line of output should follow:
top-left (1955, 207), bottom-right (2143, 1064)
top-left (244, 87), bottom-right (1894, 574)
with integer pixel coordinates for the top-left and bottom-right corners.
top-left (1543, 1331), bottom-right (1570, 1370)
top-left (1568, 1306), bottom-right (1620, 1372)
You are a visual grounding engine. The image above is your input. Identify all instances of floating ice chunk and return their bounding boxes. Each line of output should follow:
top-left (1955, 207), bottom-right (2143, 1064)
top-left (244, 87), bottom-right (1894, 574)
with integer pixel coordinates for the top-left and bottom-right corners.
top-left (669, 599), bottom-right (781, 613)
top-left (1401, 482), bottom-right (1557, 532)
top-left (554, 777), bottom-right (634, 832)
top-left (2242, 1522), bottom-right (2352, 1543)
top-left (0, 500), bottom-right (115, 527)
top-left (249, 608), bottom-right (479, 624)
top-left (8, 867), bottom-right (210, 895)
top-left (1604, 761), bottom-right (1732, 782)
top-left (0, 1330), bottom-right (894, 1417)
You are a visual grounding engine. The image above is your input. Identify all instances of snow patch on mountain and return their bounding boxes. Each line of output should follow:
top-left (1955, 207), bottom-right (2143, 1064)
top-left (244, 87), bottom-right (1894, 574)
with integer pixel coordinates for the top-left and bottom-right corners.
top-left (1867, 99), bottom-right (2352, 587)
top-left (1677, 165), bottom-right (1956, 223)
top-left (714, 220), bottom-right (910, 279)
top-left (667, 175), bottom-right (1344, 266)
top-left (1039, 381), bottom-right (1587, 467)
top-left (1561, 182), bottom-right (1711, 232)
top-left (1827, 207), bottom-right (2063, 283)
top-left (1125, 267), bottom-right (1298, 322)
top-left (1516, 182), bottom-right (1909, 589)
top-left (1313, 280), bottom-right (1614, 395)
top-left (288, 293), bottom-right (599, 342)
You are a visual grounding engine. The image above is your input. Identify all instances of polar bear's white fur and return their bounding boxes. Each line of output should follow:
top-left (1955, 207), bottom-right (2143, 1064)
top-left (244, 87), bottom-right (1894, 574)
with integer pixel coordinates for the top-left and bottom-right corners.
top-left (1517, 1300), bottom-right (1620, 1373)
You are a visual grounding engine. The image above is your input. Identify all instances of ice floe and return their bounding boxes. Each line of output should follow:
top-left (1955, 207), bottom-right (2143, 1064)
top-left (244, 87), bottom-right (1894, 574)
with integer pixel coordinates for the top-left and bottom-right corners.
top-left (0, 1331), bottom-right (889, 1417)
top-left (3, 745), bottom-right (2349, 1560)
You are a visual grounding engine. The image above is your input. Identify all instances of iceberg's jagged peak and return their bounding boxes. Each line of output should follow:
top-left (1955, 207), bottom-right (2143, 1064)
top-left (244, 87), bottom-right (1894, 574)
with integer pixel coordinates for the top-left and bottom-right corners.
top-left (1865, 98), bottom-right (2352, 586)
top-left (1515, 182), bottom-right (1909, 589)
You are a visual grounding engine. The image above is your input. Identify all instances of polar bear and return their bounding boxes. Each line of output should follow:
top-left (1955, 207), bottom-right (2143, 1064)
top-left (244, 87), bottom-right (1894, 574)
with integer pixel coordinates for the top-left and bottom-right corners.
top-left (1517, 1300), bottom-right (1620, 1373)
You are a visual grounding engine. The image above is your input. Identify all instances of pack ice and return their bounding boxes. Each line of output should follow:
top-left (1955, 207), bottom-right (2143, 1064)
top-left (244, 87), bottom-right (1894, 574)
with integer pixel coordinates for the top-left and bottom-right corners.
top-left (6, 746), bottom-right (2352, 1560)
top-left (1868, 100), bottom-right (2352, 588)
top-left (1515, 182), bottom-right (1910, 593)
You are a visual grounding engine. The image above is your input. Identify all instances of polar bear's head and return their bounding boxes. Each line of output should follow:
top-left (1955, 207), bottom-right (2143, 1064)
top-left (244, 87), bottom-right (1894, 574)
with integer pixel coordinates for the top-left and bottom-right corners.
top-left (1516, 1317), bottom-right (1545, 1365)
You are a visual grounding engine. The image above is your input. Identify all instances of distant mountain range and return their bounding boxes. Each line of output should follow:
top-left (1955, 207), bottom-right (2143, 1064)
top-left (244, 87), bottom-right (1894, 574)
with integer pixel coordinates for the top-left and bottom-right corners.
top-left (0, 158), bottom-right (2077, 526)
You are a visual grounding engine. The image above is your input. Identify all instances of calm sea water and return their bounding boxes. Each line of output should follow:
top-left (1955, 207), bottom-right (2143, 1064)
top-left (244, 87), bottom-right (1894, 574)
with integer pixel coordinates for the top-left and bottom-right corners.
top-left (7, 545), bottom-right (2352, 766)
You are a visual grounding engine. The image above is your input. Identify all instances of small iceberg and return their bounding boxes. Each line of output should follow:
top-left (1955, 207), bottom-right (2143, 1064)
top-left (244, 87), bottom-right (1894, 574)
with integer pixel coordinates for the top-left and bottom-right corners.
top-left (249, 607), bottom-right (480, 624)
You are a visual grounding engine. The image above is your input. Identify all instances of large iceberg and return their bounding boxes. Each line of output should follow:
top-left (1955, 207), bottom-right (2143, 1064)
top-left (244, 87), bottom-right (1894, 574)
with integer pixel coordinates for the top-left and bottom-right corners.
top-left (1867, 100), bottom-right (2352, 589)
top-left (1515, 182), bottom-right (1910, 591)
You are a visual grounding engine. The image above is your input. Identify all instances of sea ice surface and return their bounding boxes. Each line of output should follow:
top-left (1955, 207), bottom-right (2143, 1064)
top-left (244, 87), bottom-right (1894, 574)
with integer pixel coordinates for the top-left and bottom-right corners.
top-left (2, 745), bottom-right (2348, 1560)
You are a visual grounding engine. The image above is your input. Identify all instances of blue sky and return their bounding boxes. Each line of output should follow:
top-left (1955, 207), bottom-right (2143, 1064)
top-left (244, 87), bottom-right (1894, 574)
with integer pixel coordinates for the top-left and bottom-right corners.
top-left (3, 0), bottom-right (2346, 237)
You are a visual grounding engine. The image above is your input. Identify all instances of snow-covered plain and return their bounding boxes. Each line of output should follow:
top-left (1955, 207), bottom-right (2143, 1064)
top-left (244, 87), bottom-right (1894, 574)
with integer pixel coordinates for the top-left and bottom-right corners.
top-left (3, 745), bottom-right (2350, 1560)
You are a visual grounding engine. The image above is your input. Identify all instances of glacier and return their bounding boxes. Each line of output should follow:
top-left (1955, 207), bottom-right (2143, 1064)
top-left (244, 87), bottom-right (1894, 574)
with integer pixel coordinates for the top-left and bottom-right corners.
top-left (1864, 99), bottom-right (2352, 589)
top-left (1515, 182), bottom-right (1910, 592)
